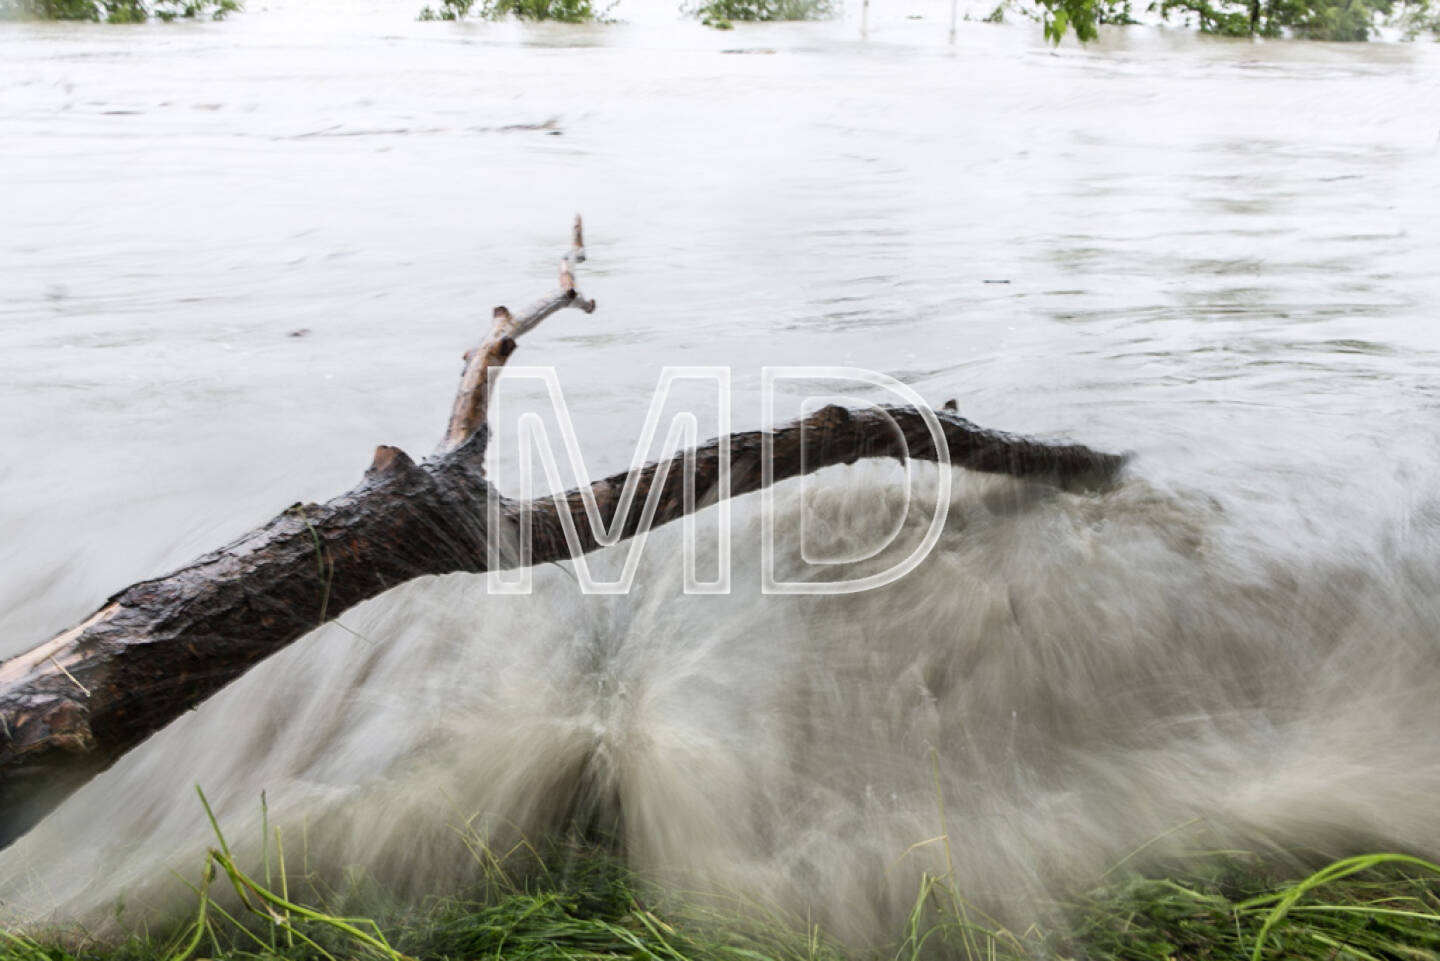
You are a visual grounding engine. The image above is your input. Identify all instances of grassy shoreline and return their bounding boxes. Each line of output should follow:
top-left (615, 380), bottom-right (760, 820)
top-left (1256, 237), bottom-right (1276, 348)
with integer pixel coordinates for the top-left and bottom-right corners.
top-left (5, 793), bottom-right (1439, 961)
top-left (7, 838), bottom-right (1440, 961)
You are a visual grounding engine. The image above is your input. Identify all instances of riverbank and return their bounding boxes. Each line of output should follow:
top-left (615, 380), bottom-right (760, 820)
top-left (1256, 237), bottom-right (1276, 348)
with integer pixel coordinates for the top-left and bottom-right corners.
top-left (8, 840), bottom-right (1440, 961)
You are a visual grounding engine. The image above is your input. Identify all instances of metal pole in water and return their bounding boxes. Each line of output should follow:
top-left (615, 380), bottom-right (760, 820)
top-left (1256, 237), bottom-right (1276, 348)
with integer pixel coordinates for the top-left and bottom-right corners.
top-left (948, 0), bottom-right (957, 42)
top-left (861, 0), bottom-right (870, 38)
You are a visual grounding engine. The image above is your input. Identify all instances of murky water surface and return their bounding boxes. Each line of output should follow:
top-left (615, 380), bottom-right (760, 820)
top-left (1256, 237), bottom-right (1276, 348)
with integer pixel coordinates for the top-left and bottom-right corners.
top-left (2, 1), bottom-right (1440, 937)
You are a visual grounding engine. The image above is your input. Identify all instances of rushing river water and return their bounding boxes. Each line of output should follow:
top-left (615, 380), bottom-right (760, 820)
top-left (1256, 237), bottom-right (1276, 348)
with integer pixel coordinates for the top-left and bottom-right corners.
top-left (2, 0), bottom-right (1440, 942)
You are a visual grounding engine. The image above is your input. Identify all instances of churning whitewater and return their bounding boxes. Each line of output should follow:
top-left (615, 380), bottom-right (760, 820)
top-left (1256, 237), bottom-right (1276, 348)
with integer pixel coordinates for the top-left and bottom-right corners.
top-left (6, 455), bottom-right (1440, 942)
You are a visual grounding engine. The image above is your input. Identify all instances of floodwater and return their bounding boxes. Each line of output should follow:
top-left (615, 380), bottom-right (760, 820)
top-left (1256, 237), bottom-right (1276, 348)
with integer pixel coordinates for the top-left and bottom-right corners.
top-left (2, 0), bottom-right (1440, 942)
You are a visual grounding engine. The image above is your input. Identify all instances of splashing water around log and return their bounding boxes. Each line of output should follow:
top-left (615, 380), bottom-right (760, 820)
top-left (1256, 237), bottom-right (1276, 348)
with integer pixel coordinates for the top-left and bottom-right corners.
top-left (2, 223), bottom-right (1440, 951)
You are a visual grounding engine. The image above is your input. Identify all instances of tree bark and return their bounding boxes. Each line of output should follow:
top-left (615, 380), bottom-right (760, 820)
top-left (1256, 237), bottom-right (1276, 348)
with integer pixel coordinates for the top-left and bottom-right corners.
top-left (0, 219), bottom-right (1126, 849)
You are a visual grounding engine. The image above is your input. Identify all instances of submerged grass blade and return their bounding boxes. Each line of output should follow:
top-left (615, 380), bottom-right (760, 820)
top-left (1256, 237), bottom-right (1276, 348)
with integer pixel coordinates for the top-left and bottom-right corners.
top-left (1238, 854), bottom-right (1440, 961)
top-left (14, 807), bottom-right (1440, 961)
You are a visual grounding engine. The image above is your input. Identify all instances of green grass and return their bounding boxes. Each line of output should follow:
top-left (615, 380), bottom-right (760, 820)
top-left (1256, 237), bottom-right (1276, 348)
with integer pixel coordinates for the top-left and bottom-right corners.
top-left (7, 794), bottom-right (1440, 961)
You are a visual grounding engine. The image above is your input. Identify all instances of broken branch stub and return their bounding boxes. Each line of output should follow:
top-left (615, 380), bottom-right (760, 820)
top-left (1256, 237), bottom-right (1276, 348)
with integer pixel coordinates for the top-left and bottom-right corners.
top-left (443, 215), bottom-right (596, 453)
top-left (0, 218), bottom-right (1126, 849)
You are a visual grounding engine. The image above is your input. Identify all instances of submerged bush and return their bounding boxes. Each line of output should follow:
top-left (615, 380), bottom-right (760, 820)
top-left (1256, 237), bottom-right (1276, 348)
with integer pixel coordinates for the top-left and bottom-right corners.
top-left (149, 0), bottom-right (239, 18)
top-left (0, 0), bottom-right (237, 20)
top-left (690, 0), bottom-right (832, 27)
top-left (1392, 0), bottom-right (1440, 35)
top-left (0, 0), bottom-right (91, 17)
top-left (0, 0), bottom-right (81, 16)
top-left (1040, 0), bottom-right (1430, 40)
top-left (483, 0), bottom-right (599, 20)
top-left (1153, 0), bottom-right (1413, 38)
top-left (1293, 0), bottom-right (1381, 38)
top-left (418, 0), bottom-right (603, 21)
top-left (417, 0), bottom-right (473, 18)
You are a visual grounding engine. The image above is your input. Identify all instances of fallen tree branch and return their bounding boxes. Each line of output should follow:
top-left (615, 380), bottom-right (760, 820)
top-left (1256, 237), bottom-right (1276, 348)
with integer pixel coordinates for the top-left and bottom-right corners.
top-left (0, 218), bottom-right (1125, 849)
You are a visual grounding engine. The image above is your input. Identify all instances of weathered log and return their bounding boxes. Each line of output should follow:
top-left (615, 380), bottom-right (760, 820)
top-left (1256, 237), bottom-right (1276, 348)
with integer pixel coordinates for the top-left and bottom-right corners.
top-left (0, 219), bottom-right (1126, 849)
